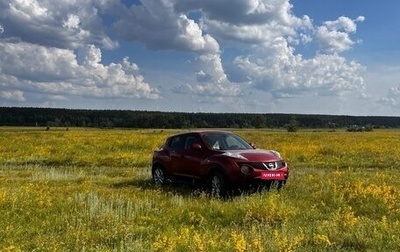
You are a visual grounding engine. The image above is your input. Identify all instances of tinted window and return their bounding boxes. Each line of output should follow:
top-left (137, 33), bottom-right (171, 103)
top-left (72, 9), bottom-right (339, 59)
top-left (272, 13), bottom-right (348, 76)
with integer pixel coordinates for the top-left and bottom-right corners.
top-left (184, 135), bottom-right (200, 150)
top-left (169, 135), bottom-right (186, 149)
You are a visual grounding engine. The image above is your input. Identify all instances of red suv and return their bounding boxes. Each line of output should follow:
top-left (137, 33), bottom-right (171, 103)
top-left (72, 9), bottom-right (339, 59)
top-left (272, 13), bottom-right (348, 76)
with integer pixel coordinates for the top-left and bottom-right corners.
top-left (152, 130), bottom-right (289, 197)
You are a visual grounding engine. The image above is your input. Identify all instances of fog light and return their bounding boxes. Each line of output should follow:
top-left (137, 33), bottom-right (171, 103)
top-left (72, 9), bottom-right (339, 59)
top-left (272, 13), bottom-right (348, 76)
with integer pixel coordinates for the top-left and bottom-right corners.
top-left (240, 165), bottom-right (253, 175)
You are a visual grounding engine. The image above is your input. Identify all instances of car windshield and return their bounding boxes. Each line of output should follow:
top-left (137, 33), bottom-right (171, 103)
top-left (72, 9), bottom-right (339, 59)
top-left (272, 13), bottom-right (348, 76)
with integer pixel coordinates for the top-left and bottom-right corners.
top-left (202, 132), bottom-right (254, 150)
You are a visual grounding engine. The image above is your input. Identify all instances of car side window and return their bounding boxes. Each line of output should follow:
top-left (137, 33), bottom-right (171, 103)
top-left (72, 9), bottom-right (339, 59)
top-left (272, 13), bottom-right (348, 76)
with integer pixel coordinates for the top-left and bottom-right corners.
top-left (184, 135), bottom-right (200, 150)
top-left (169, 136), bottom-right (186, 149)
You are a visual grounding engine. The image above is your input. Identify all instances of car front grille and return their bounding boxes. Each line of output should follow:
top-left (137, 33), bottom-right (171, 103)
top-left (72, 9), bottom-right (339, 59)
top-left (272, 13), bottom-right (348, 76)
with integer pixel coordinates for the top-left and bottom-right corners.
top-left (240, 161), bottom-right (286, 171)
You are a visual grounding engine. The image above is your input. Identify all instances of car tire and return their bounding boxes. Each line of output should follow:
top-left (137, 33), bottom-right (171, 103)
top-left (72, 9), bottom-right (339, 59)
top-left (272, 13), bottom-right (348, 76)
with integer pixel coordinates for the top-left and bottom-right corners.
top-left (152, 166), bottom-right (166, 186)
top-left (209, 171), bottom-right (228, 198)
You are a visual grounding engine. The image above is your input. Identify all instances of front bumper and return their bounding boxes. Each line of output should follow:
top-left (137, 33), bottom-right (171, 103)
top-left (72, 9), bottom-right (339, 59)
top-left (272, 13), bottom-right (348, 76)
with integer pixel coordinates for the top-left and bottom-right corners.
top-left (234, 161), bottom-right (289, 187)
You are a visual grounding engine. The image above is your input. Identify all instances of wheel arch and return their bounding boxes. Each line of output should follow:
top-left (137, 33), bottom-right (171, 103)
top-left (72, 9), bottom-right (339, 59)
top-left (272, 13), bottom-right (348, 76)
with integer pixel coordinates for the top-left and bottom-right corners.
top-left (206, 166), bottom-right (229, 182)
top-left (152, 161), bottom-right (164, 170)
top-left (152, 162), bottom-right (168, 177)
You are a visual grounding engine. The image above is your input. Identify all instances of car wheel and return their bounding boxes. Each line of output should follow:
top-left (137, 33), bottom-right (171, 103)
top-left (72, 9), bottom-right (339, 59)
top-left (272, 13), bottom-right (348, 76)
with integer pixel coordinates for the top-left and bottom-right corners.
top-left (209, 171), bottom-right (228, 198)
top-left (152, 166), bottom-right (166, 186)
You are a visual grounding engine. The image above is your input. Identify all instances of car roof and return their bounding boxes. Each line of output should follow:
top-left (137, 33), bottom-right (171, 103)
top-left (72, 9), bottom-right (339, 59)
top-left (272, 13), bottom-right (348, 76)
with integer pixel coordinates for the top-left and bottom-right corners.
top-left (168, 130), bottom-right (233, 138)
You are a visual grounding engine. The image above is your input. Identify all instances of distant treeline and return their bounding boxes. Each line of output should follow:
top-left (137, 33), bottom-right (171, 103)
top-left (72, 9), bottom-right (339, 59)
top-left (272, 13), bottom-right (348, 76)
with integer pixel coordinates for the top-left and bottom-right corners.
top-left (0, 107), bottom-right (399, 129)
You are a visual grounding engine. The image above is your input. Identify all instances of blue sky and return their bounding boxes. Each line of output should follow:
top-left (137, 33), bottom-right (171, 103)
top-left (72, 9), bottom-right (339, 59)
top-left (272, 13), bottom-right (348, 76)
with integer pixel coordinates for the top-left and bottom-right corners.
top-left (0, 0), bottom-right (399, 116)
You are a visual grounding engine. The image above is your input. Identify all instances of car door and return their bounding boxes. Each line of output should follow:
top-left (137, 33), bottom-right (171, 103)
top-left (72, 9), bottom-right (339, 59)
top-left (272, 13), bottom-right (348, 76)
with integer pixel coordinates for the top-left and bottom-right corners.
top-left (176, 134), bottom-right (207, 179)
top-left (167, 134), bottom-right (187, 176)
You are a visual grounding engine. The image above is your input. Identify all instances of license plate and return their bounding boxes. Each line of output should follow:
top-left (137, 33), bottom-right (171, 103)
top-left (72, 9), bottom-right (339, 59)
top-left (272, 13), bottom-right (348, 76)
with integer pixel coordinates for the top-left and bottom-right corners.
top-left (261, 171), bottom-right (285, 180)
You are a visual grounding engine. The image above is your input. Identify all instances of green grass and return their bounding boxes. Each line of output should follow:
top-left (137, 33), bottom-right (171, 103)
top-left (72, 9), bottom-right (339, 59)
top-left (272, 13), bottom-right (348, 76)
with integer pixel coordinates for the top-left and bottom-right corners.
top-left (0, 128), bottom-right (399, 251)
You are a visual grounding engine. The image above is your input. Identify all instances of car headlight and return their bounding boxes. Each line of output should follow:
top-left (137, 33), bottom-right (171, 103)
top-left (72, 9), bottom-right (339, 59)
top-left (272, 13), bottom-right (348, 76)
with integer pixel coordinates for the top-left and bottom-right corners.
top-left (221, 152), bottom-right (248, 160)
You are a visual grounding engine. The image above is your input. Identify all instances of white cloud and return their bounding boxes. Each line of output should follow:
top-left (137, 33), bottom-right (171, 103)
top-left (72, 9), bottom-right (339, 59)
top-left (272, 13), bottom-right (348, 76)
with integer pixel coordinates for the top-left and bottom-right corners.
top-left (63, 14), bottom-right (81, 29)
top-left (316, 16), bottom-right (365, 53)
top-left (233, 37), bottom-right (365, 97)
top-left (173, 1), bottom-right (365, 101)
top-left (0, 0), bottom-right (373, 113)
top-left (0, 90), bottom-right (25, 101)
top-left (173, 53), bottom-right (241, 97)
top-left (176, 0), bottom-right (310, 26)
top-left (194, 54), bottom-right (229, 84)
top-left (187, 0), bottom-right (313, 45)
top-left (0, 0), bottom-right (118, 49)
top-left (113, 0), bottom-right (219, 53)
top-left (168, 0), bottom-right (366, 104)
top-left (379, 86), bottom-right (400, 108)
top-left (0, 42), bottom-right (159, 102)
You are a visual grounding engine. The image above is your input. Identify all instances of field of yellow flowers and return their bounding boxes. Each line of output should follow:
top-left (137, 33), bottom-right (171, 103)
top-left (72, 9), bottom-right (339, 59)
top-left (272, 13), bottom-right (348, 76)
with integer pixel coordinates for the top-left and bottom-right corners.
top-left (0, 127), bottom-right (399, 251)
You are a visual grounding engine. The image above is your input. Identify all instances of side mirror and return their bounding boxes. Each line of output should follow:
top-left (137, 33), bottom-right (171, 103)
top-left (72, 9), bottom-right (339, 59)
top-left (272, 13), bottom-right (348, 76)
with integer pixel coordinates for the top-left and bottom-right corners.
top-left (191, 143), bottom-right (202, 150)
top-left (249, 142), bottom-right (256, 149)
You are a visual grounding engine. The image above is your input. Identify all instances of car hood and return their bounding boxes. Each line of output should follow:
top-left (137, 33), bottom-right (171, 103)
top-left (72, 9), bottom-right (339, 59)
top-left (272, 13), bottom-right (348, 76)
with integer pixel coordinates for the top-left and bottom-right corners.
top-left (223, 149), bottom-right (281, 162)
